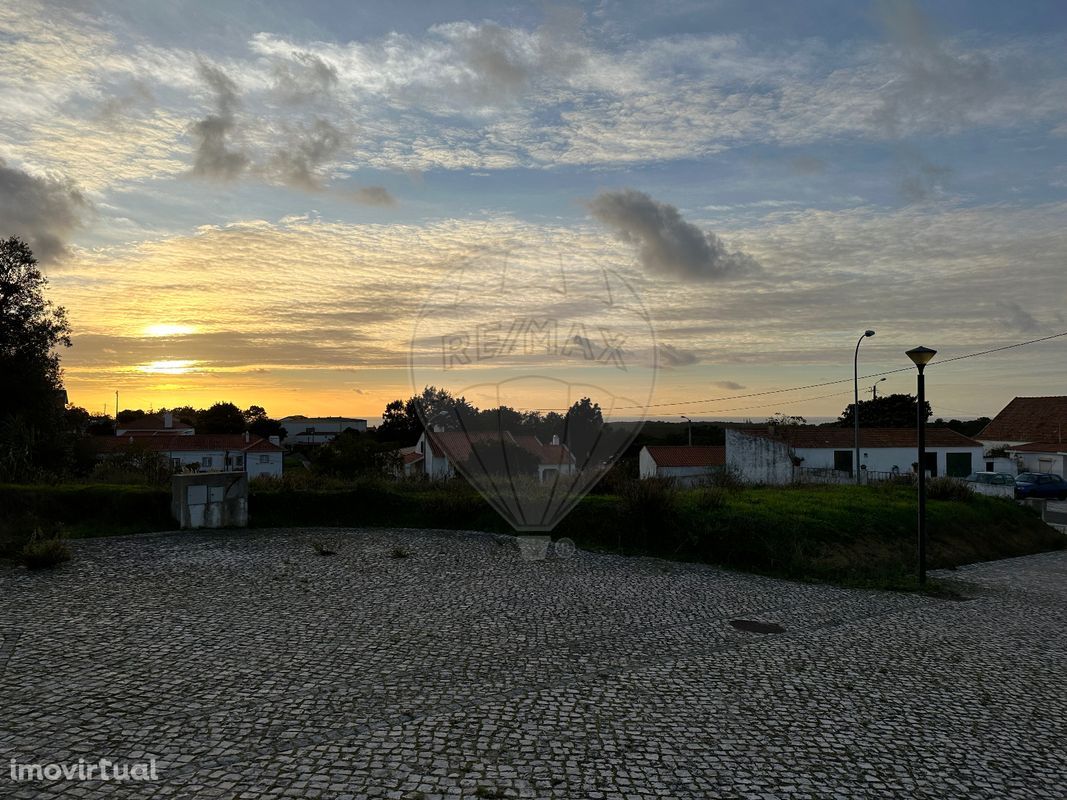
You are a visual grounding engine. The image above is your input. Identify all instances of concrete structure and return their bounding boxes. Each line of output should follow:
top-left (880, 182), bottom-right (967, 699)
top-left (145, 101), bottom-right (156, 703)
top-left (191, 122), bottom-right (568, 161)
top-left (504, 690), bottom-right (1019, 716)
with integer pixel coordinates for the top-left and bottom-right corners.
top-left (1005, 442), bottom-right (1066, 476)
top-left (97, 432), bottom-right (283, 478)
top-left (279, 416), bottom-right (367, 446)
top-left (727, 426), bottom-right (984, 485)
top-left (171, 472), bottom-right (248, 529)
top-left (412, 429), bottom-right (576, 482)
top-left (977, 397), bottom-right (1067, 474)
top-left (115, 411), bottom-right (195, 437)
top-left (639, 445), bottom-right (725, 485)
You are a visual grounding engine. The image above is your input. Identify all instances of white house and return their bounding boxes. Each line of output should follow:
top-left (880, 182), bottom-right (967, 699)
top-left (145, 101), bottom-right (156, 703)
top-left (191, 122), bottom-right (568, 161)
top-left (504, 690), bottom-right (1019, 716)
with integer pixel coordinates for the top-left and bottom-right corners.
top-left (115, 411), bottom-right (195, 437)
top-left (410, 429), bottom-right (576, 482)
top-left (98, 432), bottom-right (284, 479)
top-left (639, 446), bottom-right (725, 485)
top-left (726, 426), bottom-right (984, 485)
top-left (279, 416), bottom-right (368, 445)
top-left (1005, 443), bottom-right (1066, 476)
top-left (977, 396), bottom-right (1067, 473)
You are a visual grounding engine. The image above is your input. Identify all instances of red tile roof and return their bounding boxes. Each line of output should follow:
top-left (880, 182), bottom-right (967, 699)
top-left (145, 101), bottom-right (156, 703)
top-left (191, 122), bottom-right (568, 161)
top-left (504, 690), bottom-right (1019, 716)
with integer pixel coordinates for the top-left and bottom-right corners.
top-left (740, 426), bottom-right (982, 449)
top-left (1006, 442), bottom-right (1067, 454)
top-left (96, 434), bottom-right (281, 453)
top-left (644, 445), bottom-right (725, 468)
top-left (977, 397), bottom-right (1067, 443)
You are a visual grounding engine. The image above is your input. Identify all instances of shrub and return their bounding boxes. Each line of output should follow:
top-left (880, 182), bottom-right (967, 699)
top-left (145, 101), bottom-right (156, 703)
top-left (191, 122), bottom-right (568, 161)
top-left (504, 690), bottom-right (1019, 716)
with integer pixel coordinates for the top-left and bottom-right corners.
top-left (19, 525), bottom-right (71, 569)
top-left (692, 486), bottom-right (728, 512)
top-left (619, 477), bottom-right (679, 549)
top-left (703, 466), bottom-right (746, 491)
top-left (926, 476), bottom-right (974, 502)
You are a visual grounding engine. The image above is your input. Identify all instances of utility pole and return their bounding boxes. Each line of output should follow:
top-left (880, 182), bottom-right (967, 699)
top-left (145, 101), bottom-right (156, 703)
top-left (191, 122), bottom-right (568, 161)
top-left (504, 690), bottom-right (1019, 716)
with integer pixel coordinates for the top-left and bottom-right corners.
top-left (681, 415), bottom-right (692, 446)
top-left (115, 390), bottom-right (119, 420)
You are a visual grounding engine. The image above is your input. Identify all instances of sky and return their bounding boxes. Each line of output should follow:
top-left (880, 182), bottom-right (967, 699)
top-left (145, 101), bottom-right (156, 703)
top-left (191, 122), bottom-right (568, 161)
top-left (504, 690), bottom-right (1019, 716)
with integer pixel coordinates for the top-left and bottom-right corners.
top-left (2, 0), bottom-right (1066, 423)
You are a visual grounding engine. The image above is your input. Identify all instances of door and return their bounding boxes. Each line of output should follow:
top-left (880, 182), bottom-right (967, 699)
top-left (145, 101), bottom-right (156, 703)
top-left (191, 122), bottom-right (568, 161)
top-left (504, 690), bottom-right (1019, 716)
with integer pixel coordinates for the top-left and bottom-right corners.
top-left (923, 452), bottom-right (938, 477)
top-left (833, 450), bottom-right (853, 475)
top-left (945, 452), bottom-right (972, 478)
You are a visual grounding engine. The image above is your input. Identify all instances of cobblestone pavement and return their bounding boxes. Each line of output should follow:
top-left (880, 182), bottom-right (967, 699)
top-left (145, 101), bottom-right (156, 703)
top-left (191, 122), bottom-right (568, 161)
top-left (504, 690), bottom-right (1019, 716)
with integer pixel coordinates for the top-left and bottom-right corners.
top-left (1, 528), bottom-right (1064, 799)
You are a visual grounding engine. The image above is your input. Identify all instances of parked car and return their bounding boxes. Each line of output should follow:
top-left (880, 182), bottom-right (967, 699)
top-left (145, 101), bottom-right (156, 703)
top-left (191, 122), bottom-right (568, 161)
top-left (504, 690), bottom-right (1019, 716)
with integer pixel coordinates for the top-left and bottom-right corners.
top-left (1014, 472), bottom-right (1067, 500)
top-left (965, 472), bottom-right (1017, 485)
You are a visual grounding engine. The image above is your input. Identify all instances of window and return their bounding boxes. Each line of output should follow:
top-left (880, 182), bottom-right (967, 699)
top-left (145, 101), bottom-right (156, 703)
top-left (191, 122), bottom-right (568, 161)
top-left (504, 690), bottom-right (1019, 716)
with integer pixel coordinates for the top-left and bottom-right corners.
top-left (201, 456), bottom-right (213, 468)
top-left (235, 455), bottom-right (244, 467)
top-left (259, 454), bottom-right (270, 464)
top-left (305, 427), bottom-right (314, 435)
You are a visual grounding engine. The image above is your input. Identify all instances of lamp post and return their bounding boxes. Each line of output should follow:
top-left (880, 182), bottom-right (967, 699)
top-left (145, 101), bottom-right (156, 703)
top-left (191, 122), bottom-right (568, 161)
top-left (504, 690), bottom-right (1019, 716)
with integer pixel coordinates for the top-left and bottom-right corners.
top-left (681, 415), bottom-right (692, 446)
top-left (854, 330), bottom-right (876, 484)
top-left (906, 346), bottom-right (937, 585)
top-left (869, 377), bottom-right (887, 399)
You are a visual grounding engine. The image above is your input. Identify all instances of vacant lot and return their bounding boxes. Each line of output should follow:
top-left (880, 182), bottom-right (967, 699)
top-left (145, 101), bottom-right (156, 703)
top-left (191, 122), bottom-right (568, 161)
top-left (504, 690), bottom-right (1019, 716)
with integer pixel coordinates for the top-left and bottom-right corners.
top-left (1, 528), bottom-right (1064, 799)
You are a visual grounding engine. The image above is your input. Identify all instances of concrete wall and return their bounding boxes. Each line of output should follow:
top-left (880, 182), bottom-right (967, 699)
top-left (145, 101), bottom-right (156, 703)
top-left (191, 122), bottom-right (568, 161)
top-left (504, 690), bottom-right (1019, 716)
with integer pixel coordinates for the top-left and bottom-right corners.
top-left (1012, 451), bottom-right (1066, 475)
top-left (246, 451), bottom-right (283, 479)
top-left (171, 473), bottom-right (248, 529)
top-left (726, 429), bottom-right (793, 485)
top-left (796, 446), bottom-right (983, 477)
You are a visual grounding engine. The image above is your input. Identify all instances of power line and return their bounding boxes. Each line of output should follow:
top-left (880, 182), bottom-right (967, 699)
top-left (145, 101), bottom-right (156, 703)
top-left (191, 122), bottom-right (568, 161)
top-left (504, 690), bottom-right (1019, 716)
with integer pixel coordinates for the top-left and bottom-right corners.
top-left (539, 329), bottom-right (1067, 413)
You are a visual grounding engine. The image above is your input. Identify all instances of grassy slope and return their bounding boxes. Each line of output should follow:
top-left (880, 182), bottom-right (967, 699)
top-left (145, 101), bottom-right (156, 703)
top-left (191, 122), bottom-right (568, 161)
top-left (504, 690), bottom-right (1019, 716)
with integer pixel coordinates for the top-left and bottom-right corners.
top-left (1, 482), bottom-right (1061, 588)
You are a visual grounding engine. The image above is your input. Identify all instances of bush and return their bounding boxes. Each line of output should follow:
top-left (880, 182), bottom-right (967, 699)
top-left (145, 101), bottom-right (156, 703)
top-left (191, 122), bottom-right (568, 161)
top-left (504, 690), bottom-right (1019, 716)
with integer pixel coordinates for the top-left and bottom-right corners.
top-left (619, 477), bottom-right (679, 549)
top-left (926, 476), bottom-right (974, 502)
top-left (703, 466), bottom-right (746, 491)
top-left (692, 486), bottom-right (728, 512)
top-left (18, 524), bottom-right (71, 569)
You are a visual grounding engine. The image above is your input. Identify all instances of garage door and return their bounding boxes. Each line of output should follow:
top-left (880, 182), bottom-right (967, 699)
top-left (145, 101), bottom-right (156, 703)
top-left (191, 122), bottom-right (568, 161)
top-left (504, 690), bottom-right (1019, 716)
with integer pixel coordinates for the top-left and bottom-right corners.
top-left (946, 452), bottom-right (973, 478)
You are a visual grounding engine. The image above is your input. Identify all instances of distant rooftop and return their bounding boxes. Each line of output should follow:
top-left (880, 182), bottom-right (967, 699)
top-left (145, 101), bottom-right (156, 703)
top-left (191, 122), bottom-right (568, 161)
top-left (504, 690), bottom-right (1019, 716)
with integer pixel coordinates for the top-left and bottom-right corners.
top-left (977, 397), bottom-right (1067, 443)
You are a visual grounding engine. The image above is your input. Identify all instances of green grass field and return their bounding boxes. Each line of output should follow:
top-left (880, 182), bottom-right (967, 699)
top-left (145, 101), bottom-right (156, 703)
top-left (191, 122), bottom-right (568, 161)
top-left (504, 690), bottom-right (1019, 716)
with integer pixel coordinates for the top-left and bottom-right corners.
top-left (1, 480), bottom-right (1061, 589)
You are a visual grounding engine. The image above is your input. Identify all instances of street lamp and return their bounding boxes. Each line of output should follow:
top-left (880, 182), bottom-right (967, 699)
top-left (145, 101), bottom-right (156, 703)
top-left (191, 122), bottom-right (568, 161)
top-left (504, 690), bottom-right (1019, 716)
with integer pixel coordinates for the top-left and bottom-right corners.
top-left (869, 377), bottom-right (887, 399)
top-left (681, 415), bottom-right (692, 446)
top-left (906, 345), bottom-right (937, 585)
top-left (854, 330), bottom-right (876, 484)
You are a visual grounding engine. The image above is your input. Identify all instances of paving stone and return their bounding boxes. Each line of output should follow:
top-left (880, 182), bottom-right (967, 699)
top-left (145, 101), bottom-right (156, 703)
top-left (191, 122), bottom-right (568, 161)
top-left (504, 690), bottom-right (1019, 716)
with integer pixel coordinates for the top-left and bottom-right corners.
top-left (0, 528), bottom-right (1064, 798)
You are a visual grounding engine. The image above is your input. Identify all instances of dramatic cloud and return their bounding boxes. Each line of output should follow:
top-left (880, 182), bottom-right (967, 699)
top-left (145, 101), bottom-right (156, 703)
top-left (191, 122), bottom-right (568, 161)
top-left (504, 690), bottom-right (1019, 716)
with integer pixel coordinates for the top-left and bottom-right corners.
top-left (268, 118), bottom-right (346, 190)
top-left (189, 61), bottom-right (248, 180)
top-left (587, 189), bottom-right (759, 281)
top-left (270, 53), bottom-right (338, 104)
top-left (875, 0), bottom-right (997, 134)
top-left (0, 158), bottom-right (89, 263)
top-left (656, 344), bottom-right (699, 368)
top-left (995, 300), bottom-right (1040, 333)
top-left (342, 185), bottom-right (397, 206)
top-left (898, 148), bottom-right (952, 203)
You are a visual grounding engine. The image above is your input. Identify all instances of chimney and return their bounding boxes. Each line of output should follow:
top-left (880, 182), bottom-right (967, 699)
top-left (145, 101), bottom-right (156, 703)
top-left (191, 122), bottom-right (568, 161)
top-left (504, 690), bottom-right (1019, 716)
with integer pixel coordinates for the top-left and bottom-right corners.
top-left (433, 424), bottom-right (444, 433)
top-left (268, 435), bottom-right (279, 446)
top-left (164, 411), bottom-right (173, 429)
top-left (551, 434), bottom-right (560, 446)
top-left (244, 430), bottom-right (250, 443)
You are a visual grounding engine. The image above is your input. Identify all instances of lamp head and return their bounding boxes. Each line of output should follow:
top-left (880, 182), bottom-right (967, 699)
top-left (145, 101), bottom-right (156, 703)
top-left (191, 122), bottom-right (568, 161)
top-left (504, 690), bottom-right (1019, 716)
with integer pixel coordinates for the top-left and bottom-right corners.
top-left (906, 346), bottom-right (937, 368)
top-left (864, 329), bottom-right (876, 337)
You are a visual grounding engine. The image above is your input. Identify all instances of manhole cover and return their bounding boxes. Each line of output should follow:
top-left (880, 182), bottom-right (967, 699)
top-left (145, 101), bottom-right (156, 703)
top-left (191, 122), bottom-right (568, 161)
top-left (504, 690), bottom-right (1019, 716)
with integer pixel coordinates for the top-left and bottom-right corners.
top-left (729, 619), bottom-right (785, 634)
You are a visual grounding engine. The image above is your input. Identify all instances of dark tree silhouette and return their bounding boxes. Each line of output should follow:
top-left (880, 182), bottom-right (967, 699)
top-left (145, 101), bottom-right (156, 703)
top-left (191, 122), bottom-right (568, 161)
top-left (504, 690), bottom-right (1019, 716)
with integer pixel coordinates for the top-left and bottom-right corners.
top-left (838, 393), bottom-right (932, 428)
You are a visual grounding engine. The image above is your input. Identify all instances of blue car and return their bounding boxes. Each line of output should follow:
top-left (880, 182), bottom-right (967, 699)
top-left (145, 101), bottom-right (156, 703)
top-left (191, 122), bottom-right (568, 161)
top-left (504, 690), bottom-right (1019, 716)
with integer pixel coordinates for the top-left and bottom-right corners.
top-left (1014, 472), bottom-right (1067, 500)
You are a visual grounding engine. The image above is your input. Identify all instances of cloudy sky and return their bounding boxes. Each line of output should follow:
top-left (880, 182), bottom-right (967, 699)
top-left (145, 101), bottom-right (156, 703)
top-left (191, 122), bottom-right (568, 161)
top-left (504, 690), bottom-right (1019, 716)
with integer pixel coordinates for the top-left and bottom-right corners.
top-left (2, 0), bottom-right (1065, 422)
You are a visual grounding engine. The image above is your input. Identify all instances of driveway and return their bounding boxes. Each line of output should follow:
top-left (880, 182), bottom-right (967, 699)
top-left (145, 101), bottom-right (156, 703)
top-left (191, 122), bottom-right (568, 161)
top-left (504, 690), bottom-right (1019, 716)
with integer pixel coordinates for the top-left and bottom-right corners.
top-left (1, 528), bottom-right (1064, 799)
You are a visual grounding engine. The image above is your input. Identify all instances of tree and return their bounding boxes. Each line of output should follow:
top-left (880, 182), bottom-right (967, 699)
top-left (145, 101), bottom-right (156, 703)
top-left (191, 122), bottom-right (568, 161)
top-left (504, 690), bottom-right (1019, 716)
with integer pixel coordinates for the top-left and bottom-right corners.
top-left (313, 429), bottom-right (399, 477)
top-left (564, 397), bottom-right (603, 469)
top-left (243, 405), bottom-right (285, 442)
top-left (466, 437), bottom-right (540, 478)
top-left (0, 236), bottom-right (72, 478)
top-left (838, 393), bottom-right (932, 428)
top-left (378, 398), bottom-right (422, 443)
top-left (766, 413), bottom-right (806, 426)
top-left (197, 402), bottom-right (246, 434)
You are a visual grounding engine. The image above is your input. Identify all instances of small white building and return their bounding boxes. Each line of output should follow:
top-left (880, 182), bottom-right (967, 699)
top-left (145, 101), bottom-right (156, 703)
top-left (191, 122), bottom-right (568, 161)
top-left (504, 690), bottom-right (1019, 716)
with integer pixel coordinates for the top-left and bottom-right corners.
top-left (279, 416), bottom-right (368, 446)
top-left (98, 433), bottom-right (284, 479)
top-left (411, 429), bottom-right (576, 482)
top-left (1006, 443), bottom-right (1066, 476)
top-left (115, 411), bottom-right (195, 437)
top-left (639, 446), bottom-right (725, 486)
top-left (726, 426), bottom-right (984, 485)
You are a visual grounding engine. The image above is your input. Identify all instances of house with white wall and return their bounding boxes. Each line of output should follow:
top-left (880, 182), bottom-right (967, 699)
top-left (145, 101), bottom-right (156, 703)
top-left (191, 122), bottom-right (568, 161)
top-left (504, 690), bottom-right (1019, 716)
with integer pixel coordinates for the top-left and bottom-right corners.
top-left (97, 433), bottom-right (284, 478)
top-left (726, 426), bottom-right (984, 484)
top-left (115, 411), bottom-right (194, 437)
top-left (410, 429), bottom-right (576, 482)
top-left (279, 416), bottom-right (368, 446)
top-left (639, 446), bottom-right (725, 485)
top-left (977, 396), bottom-right (1067, 473)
